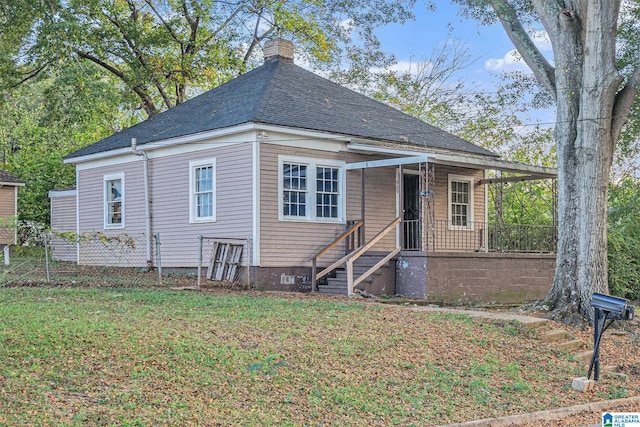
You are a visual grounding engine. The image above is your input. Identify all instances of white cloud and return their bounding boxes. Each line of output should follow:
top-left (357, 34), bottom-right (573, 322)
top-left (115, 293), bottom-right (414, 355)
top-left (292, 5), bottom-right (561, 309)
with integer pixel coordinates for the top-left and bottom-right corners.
top-left (370, 60), bottom-right (434, 76)
top-left (390, 60), bottom-right (431, 74)
top-left (485, 49), bottom-right (527, 72)
top-left (338, 18), bottom-right (354, 32)
top-left (530, 29), bottom-right (552, 52)
top-left (484, 28), bottom-right (553, 73)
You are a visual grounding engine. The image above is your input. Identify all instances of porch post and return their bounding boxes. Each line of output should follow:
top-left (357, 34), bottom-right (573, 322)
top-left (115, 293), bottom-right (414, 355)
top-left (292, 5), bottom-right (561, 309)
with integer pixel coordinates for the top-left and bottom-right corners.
top-left (360, 168), bottom-right (365, 242)
top-left (399, 165), bottom-right (404, 249)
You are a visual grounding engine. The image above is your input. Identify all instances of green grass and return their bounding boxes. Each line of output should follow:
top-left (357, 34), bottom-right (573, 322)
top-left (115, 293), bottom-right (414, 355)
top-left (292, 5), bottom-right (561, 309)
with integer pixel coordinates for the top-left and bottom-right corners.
top-left (0, 287), bottom-right (609, 426)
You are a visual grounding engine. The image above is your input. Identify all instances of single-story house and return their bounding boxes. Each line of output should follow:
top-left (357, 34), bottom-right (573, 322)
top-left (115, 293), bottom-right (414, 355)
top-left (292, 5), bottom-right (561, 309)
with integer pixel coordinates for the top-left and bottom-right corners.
top-left (0, 169), bottom-right (25, 246)
top-left (50, 39), bottom-right (557, 304)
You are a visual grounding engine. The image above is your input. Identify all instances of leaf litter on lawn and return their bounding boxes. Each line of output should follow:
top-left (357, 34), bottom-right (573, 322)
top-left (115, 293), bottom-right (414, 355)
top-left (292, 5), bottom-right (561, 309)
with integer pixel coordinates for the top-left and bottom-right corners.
top-left (0, 287), bottom-right (638, 426)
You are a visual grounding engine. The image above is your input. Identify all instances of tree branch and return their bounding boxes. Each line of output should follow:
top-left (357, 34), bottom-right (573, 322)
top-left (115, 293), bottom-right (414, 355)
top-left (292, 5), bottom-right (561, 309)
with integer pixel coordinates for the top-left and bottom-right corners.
top-left (201, 3), bottom-right (245, 47)
top-left (490, 0), bottom-right (556, 100)
top-left (76, 50), bottom-right (125, 79)
top-left (242, 9), bottom-right (277, 67)
top-left (102, 8), bottom-right (173, 111)
top-left (612, 66), bottom-right (640, 142)
top-left (144, 0), bottom-right (183, 48)
top-left (8, 62), bottom-right (51, 88)
top-left (76, 50), bottom-right (157, 116)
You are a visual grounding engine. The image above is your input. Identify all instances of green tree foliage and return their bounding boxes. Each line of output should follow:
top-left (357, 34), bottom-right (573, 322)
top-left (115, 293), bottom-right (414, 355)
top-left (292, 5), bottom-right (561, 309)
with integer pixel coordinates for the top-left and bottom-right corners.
top-left (608, 179), bottom-right (640, 300)
top-left (0, 64), bottom-right (132, 224)
top-left (449, 0), bottom-right (640, 320)
top-left (613, 1), bottom-right (640, 180)
top-left (364, 38), bottom-right (557, 226)
top-left (366, 20), bottom-right (638, 301)
top-left (1, 0), bottom-right (419, 117)
top-left (1, 0), bottom-right (424, 224)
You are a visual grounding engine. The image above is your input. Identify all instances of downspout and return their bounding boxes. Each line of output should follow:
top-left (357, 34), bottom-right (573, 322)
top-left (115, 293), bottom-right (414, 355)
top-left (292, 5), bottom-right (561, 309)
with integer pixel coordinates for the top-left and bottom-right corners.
top-left (131, 138), bottom-right (153, 270)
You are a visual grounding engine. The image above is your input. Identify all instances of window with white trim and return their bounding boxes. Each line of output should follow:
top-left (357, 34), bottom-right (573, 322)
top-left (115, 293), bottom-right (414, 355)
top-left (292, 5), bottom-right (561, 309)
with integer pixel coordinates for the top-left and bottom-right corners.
top-left (316, 166), bottom-right (340, 218)
top-left (189, 159), bottom-right (216, 222)
top-left (104, 173), bottom-right (124, 228)
top-left (279, 156), bottom-right (345, 222)
top-left (448, 174), bottom-right (474, 229)
top-left (282, 163), bottom-right (308, 217)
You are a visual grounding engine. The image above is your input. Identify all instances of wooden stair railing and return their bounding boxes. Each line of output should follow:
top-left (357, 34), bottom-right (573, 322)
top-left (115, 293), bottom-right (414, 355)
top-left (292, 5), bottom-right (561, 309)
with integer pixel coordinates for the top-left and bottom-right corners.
top-left (312, 216), bottom-right (402, 295)
top-left (345, 217), bottom-right (401, 295)
top-left (311, 220), bottom-right (363, 292)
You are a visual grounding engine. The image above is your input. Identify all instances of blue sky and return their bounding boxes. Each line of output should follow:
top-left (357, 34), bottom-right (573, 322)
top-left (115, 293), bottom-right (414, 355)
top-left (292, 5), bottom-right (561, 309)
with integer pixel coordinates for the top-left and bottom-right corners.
top-left (376, 2), bottom-right (513, 70)
top-left (372, 2), bottom-right (557, 126)
top-left (375, 2), bottom-right (539, 83)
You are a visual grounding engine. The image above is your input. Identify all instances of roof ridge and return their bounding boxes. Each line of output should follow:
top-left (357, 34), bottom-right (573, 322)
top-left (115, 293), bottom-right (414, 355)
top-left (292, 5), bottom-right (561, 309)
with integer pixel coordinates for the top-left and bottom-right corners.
top-left (250, 58), bottom-right (282, 122)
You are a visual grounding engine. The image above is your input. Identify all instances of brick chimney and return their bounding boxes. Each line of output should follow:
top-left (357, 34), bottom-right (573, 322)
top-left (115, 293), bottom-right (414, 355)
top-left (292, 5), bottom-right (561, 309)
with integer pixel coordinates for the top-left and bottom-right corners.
top-left (263, 39), bottom-right (294, 62)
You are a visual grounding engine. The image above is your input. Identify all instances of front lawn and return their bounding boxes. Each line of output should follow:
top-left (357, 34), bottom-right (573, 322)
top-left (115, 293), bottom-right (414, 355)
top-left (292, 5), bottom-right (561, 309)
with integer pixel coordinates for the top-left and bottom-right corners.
top-left (0, 287), bottom-right (634, 426)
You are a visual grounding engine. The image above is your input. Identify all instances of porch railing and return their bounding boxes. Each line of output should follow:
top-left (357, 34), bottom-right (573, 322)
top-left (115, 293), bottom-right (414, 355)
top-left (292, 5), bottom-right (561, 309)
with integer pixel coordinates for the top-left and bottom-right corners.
top-left (312, 217), bottom-right (401, 295)
top-left (402, 219), bottom-right (557, 253)
top-left (311, 220), bottom-right (363, 292)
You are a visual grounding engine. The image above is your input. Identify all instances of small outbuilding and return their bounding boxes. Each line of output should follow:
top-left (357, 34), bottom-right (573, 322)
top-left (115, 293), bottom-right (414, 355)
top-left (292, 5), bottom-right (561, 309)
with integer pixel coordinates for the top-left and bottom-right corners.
top-left (0, 169), bottom-right (25, 245)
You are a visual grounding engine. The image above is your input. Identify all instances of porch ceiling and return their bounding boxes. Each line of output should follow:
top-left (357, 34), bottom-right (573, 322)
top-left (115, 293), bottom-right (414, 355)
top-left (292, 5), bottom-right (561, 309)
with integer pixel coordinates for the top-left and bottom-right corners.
top-left (427, 153), bottom-right (557, 179)
top-left (347, 142), bottom-right (557, 181)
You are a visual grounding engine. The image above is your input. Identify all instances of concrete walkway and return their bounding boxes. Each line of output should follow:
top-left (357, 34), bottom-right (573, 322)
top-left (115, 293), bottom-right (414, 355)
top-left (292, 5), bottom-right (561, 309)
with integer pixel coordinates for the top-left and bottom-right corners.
top-left (442, 396), bottom-right (640, 426)
top-left (405, 305), bottom-right (550, 329)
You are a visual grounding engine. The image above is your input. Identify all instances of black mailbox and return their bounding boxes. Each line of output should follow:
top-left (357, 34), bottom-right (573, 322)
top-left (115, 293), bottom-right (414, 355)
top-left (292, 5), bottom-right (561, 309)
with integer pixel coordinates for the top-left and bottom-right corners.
top-left (591, 293), bottom-right (635, 321)
top-left (588, 293), bottom-right (636, 381)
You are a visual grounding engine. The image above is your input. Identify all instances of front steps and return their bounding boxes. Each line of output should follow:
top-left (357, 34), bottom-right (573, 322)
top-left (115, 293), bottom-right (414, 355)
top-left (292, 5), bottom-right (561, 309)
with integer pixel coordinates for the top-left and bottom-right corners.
top-left (317, 251), bottom-right (396, 296)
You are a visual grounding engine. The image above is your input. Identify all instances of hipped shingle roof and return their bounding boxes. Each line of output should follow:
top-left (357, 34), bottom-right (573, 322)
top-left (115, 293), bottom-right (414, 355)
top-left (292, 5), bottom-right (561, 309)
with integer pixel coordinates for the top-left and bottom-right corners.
top-left (66, 57), bottom-right (497, 159)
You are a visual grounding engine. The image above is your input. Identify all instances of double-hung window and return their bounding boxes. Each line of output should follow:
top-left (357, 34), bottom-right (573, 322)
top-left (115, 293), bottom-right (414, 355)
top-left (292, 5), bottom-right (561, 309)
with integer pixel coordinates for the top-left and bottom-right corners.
top-left (279, 156), bottom-right (344, 222)
top-left (189, 159), bottom-right (216, 223)
top-left (316, 166), bottom-right (340, 219)
top-left (104, 173), bottom-right (124, 228)
top-left (282, 163), bottom-right (308, 217)
top-left (448, 174), bottom-right (474, 229)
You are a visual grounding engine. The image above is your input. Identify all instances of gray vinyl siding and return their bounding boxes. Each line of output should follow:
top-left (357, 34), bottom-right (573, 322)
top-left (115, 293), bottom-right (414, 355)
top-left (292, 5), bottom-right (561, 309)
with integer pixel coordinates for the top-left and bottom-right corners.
top-left (149, 143), bottom-right (253, 267)
top-left (72, 133), bottom-right (489, 268)
top-left (430, 164), bottom-right (486, 251)
top-left (433, 164), bottom-right (485, 223)
top-left (345, 155), bottom-right (398, 251)
top-left (50, 195), bottom-right (77, 231)
top-left (49, 194), bottom-right (78, 262)
top-left (76, 142), bottom-right (254, 268)
top-left (259, 143), bottom-right (399, 268)
top-left (77, 162), bottom-right (147, 266)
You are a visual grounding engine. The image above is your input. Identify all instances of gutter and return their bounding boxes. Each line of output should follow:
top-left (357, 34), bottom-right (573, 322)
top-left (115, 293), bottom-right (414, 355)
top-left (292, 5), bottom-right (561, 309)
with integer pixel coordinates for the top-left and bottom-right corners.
top-left (131, 138), bottom-right (153, 269)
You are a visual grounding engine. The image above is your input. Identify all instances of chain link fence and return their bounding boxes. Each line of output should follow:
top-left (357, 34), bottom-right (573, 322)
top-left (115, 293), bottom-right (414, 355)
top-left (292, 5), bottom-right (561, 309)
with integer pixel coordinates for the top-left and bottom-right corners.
top-left (1, 224), bottom-right (253, 290)
top-left (1, 226), bottom-right (182, 287)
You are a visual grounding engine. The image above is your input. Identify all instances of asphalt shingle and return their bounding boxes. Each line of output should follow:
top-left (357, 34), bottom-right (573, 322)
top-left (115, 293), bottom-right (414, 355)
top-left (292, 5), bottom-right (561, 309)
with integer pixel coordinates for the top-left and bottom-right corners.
top-left (65, 57), bottom-right (497, 159)
top-left (0, 170), bottom-right (24, 184)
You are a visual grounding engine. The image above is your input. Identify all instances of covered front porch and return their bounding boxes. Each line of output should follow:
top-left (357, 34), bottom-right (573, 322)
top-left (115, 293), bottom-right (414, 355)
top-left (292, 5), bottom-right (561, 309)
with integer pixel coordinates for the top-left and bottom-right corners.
top-left (313, 142), bottom-right (558, 303)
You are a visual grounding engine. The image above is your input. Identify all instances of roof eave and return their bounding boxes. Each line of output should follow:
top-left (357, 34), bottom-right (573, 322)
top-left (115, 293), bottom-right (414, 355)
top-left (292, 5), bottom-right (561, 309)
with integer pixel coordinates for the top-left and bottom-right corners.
top-left (348, 141), bottom-right (557, 178)
top-left (429, 153), bottom-right (557, 178)
top-left (64, 122), bottom-right (260, 164)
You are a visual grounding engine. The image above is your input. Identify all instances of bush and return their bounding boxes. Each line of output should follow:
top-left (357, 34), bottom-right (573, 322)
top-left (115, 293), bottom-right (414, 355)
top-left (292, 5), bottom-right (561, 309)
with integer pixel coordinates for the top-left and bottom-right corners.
top-left (608, 180), bottom-right (640, 300)
top-left (16, 220), bottom-right (49, 247)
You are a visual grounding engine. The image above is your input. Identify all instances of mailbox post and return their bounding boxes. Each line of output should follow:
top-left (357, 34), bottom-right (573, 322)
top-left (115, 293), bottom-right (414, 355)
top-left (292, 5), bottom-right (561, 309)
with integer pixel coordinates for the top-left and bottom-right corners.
top-left (587, 293), bottom-right (635, 381)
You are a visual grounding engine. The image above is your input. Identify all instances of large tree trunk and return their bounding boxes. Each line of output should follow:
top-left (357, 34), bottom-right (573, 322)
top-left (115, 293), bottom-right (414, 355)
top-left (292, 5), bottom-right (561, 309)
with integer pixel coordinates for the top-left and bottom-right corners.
top-left (488, 0), bottom-right (631, 322)
top-left (485, 0), bottom-right (640, 322)
top-left (537, 1), bottom-right (621, 322)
